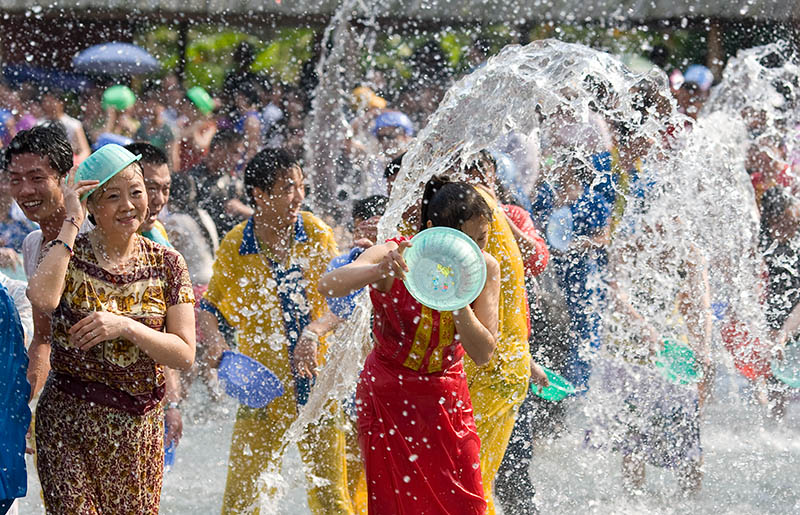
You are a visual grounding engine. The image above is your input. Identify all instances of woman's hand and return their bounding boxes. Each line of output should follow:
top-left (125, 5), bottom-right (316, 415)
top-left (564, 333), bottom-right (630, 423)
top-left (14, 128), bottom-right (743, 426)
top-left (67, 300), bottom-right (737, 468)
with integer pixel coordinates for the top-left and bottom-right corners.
top-left (62, 169), bottom-right (99, 228)
top-left (69, 311), bottom-right (131, 351)
top-left (376, 240), bottom-right (411, 281)
top-left (530, 361), bottom-right (550, 391)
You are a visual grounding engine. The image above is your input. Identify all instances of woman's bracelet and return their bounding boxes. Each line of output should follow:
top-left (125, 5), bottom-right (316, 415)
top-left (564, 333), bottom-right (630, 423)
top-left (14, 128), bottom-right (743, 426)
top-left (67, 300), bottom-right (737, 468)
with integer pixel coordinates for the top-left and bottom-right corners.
top-left (301, 328), bottom-right (319, 343)
top-left (64, 216), bottom-right (81, 231)
top-left (49, 239), bottom-right (74, 257)
top-left (165, 401), bottom-right (181, 411)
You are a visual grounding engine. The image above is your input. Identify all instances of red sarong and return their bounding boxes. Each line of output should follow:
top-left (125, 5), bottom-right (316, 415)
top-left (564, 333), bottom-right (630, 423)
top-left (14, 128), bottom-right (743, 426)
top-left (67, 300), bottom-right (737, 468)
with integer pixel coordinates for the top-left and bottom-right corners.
top-left (356, 250), bottom-right (486, 515)
top-left (356, 352), bottom-right (485, 515)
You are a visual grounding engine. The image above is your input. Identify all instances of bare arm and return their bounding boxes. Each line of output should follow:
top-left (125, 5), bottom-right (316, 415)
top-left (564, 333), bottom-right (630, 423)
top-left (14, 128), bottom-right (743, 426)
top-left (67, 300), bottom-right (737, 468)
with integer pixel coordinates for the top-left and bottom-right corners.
top-left (27, 176), bottom-right (97, 312)
top-left (775, 302), bottom-right (800, 347)
top-left (317, 240), bottom-right (409, 297)
top-left (677, 252), bottom-right (713, 409)
top-left (455, 252), bottom-right (499, 366)
top-left (69, 303), bottom-right (196, 370)
top-left (198, 308), bottom-right (230, 368)
top-left (26, 306), bottom-right (52, 400)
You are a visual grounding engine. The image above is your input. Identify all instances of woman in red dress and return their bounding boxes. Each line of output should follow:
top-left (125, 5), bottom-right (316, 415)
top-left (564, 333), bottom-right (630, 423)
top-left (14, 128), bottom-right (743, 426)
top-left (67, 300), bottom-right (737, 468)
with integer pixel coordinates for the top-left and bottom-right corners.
top-left (319, 176), bottom-right (500, 514)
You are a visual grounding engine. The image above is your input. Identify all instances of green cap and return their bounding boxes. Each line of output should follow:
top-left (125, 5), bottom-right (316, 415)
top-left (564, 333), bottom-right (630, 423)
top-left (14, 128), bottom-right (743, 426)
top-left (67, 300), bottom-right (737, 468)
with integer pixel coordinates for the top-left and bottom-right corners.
top-left (186, 86), bottom-right (215, 115)
top-left (76, 144), bottom-right (142, 201)
top-left (101, 85), bottom-right (136, 111)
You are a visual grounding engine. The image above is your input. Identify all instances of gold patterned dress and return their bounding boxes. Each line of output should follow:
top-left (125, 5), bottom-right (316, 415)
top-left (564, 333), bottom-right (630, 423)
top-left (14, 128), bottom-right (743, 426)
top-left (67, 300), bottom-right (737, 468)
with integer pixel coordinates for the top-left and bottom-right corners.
top-left (35, 233), bottom-right (194, 514)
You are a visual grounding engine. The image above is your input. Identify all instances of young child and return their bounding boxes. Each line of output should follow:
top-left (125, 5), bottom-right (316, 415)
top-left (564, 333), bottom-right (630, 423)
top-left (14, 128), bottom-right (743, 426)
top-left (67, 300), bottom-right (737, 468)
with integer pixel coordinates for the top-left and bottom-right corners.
top-left (318, 176), bottom-right (500, 514)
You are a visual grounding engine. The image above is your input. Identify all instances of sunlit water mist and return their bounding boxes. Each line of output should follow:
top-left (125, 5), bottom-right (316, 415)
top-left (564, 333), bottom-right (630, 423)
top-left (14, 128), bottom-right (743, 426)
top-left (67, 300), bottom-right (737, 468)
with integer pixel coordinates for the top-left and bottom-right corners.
top-left (21, 39), bottom-right (800, 515)
top-left (270, 37), bottom-right (800, 512)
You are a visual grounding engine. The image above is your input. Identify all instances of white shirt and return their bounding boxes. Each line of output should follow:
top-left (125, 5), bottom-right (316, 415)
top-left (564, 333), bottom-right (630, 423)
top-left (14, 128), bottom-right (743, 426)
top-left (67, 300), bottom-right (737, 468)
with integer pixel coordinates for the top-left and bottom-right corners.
top-left (0, 271), bottom-right (33, 346)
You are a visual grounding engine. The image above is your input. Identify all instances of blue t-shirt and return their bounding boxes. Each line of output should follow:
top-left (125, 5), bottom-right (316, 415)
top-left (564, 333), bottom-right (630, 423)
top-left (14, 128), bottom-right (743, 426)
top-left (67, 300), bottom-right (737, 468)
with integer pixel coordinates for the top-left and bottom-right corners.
top-left (0, 282), bottom-right (30, 501)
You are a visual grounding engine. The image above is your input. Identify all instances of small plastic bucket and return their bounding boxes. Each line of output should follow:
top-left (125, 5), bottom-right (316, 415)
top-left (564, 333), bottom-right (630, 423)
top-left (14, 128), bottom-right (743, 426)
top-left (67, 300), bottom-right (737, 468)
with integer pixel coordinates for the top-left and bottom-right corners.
top-left (655, 340), bottom-right (702, 385)
top-left (186, 86), bottom-right (215, 114)
top-left (217, 350), bottom-right (285, 409)
top-left (102, 85), bottom-right (136, 111)
top-left (530, 367), bottom-right (577, 402)
top-left (771, 343), bottom-right (800, 389)
top-left (403, 226), bottom-right (487, 312)
top-left (75, 144), bottom-right (141, 200)
top-left (546, 206), bottom-right (574, 252)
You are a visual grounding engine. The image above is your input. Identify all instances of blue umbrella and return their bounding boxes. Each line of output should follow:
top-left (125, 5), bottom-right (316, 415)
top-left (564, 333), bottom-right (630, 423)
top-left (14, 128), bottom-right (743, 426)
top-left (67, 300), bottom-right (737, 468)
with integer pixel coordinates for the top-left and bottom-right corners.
top-left (73, 42), bottom-right (160, 75)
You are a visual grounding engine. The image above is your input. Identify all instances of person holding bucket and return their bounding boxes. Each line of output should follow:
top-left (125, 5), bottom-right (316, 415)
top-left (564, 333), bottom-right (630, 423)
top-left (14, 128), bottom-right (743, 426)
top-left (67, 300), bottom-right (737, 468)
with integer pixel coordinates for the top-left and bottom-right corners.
top-left (26, 143), bottom-right (196, 513)
top-left (198, 148), bottom-right (354, 514)
top-left (318, 176), bottom-right (501, 514)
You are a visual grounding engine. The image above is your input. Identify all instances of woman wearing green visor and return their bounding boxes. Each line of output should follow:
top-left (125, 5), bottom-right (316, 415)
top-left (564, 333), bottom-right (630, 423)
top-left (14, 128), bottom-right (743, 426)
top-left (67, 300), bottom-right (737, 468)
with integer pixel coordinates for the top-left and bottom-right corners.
top-left (27, 144), bottom-right (196, 513)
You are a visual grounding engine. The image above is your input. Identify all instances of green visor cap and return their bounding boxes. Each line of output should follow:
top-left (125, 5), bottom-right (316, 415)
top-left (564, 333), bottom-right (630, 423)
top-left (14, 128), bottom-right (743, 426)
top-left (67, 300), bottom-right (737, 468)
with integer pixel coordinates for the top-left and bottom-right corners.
top-left (186, 86), bottom-right (215, 114)
top-left (102, 85), bottom-right (136, 111)
top-left (76, 144), bottom-right (142, 201)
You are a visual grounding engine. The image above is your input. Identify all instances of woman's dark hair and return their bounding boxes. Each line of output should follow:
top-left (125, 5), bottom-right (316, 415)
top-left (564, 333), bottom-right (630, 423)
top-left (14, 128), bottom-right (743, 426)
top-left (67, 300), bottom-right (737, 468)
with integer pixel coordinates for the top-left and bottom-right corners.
top-left (420, 175), bottom-right (493, 233)
top-left (3, 125), bottom-right (73, 176)
top-left (244, 148), bottom-right (301, 201)
top-left (353, 195), bottom-right (388, 222)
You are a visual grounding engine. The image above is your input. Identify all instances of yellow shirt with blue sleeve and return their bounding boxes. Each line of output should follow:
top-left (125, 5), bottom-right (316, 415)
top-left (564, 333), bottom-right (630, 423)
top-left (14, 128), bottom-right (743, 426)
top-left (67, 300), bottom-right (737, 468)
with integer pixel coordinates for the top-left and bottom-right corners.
top-left (201, 211), bottom-right (338, 403)
top-left (201, 212), bottom-right (355, 515)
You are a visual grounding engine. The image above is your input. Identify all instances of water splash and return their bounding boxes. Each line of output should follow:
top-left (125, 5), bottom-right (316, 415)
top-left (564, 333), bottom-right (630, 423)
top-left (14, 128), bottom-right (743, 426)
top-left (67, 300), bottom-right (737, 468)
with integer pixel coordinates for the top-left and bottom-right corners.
top-left (276, 37), bottom-right (794, 512)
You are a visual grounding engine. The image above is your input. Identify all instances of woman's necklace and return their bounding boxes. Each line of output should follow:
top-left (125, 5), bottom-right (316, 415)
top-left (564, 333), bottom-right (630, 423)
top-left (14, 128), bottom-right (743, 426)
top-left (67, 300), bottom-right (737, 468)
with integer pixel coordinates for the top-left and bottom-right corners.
top-left (91, 233), bottom-right (138, 274)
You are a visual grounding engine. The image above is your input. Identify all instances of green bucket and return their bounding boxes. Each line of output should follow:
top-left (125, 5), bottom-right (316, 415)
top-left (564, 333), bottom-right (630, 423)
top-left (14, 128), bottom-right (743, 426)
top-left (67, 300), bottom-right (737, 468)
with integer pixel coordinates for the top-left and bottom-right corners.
top-left (102, 85), bottom-right (136, 111)
top-left (770, 342), bottom-right (800, 389)
top-left (530, 367), bottom-right (576, 402)
top-left (403, 226), bottom-right (487, 312)
top-left (75, 144), bottom-right (141, 200)
top-left (186, 86), bottom-right (215, 115)
top-left (655, 340), bottom-right (702, 385)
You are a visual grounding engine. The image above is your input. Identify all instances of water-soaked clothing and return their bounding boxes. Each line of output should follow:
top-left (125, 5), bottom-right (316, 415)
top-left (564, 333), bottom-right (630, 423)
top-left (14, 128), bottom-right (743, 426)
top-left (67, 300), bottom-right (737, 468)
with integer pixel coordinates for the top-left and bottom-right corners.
top-left (464, 188), bottom-right (530, 515)
top-left (35, 234), bottom-right (194, 513)
top-left (201, 213), bottom-right (353, 515)
top-left (357, 242), bottom-right (485, 515)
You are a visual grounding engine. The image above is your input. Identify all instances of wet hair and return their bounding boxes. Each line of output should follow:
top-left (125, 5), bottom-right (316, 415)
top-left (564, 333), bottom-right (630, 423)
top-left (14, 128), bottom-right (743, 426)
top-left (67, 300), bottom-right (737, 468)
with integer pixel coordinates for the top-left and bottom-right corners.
top-left (210, 128), bottom-right (242, 153)
top-left (125, 142), bottom-right (168, 167)
top-left (384, 152), bottom-right (405, 179)
top-left (462, 150), bottom-right (496, 186)
top-left (3, 125), bottom-right (73, 176)
top-left (420, 175), bottom-right (493, 233)
top-left (244, 148), bottom-right (301, 200)
top-left (353, 195), bottom-right (388, 222)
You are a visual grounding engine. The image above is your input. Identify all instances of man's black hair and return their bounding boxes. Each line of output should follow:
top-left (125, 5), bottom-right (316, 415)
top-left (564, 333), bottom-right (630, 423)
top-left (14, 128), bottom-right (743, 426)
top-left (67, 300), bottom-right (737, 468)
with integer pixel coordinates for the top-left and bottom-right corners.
top-left (384, 152), bottom-right (405, 179)
top-left (125, 142), bottom-right (168, 167)
top-left (210, 129), bottom-right (243, 152)
top-left (353, 195), bottom-right (388, 222)
top-left (244, 148), bottom-right (301, 200)
top-left (3, 125), bottom-right (73, 176)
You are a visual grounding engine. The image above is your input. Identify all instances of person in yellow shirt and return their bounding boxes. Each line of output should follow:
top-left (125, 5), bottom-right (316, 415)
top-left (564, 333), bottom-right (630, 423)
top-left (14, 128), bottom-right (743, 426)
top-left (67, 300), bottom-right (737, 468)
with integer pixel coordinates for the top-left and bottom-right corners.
top-left (199, 149), bottom-right (353, 515)
top-left (461, 151), bottom-right (549, 515)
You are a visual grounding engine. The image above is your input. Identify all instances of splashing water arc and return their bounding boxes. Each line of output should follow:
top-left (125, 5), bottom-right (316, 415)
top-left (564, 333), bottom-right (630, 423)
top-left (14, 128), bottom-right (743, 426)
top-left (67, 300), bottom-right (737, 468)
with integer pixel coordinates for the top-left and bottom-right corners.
top-left (289, 37), bottom-right (765, 450)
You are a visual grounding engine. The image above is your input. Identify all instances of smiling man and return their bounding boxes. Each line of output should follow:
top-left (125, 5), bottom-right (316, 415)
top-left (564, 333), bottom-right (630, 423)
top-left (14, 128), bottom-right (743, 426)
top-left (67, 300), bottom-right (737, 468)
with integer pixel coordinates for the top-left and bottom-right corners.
top-left (198, 148), bottom-right (353, 514)
top-left (5, 125), bottom-right (74, 397)
top-left (125, 143), bottom-right (172, 247)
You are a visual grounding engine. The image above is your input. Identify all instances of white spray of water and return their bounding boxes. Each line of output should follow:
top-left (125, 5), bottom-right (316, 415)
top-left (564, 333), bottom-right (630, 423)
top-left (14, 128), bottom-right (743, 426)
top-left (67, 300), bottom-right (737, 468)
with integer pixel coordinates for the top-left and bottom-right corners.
top-left (265, 38), bottom-right (789, 511)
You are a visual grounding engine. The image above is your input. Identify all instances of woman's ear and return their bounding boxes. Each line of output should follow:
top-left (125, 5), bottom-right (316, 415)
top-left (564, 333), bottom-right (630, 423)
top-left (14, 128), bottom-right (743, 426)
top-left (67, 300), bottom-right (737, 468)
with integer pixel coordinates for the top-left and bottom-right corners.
top-left (426, 220), bottom-right (433, 228)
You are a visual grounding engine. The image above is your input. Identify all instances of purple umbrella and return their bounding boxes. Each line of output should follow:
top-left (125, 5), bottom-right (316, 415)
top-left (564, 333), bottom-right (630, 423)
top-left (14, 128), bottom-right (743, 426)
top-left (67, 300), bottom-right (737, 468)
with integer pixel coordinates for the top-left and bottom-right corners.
top-left (73, 42), bottom-right (160, 75)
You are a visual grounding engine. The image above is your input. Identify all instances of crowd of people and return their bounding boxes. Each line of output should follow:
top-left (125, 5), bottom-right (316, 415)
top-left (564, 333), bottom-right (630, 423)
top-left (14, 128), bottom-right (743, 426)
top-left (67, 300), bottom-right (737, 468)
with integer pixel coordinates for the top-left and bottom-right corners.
top-left (0, 37), bottom-right (799, 515)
